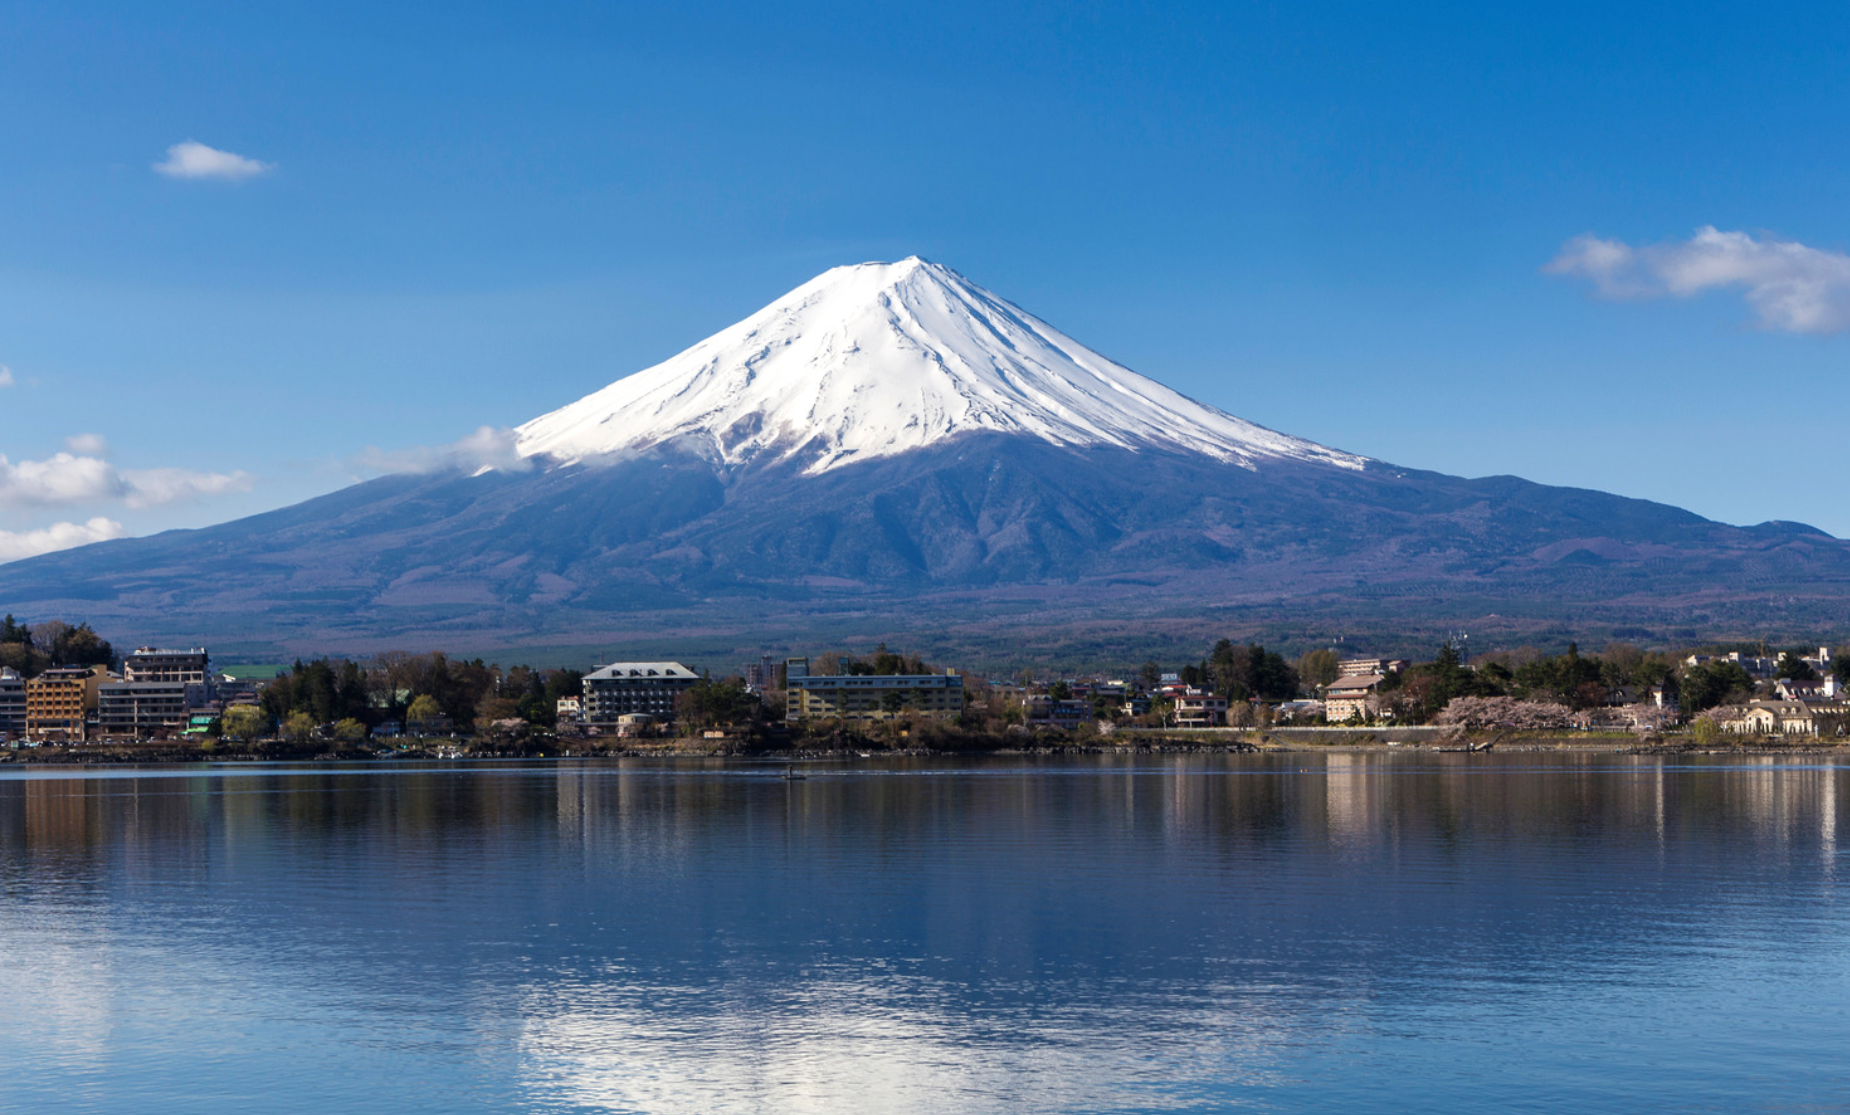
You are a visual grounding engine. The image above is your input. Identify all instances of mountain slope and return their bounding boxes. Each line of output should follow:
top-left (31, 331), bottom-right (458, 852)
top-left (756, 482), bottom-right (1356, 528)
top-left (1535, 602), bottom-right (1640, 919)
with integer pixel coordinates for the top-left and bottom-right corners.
top-left (2, 436), bottom-right (1844, 653)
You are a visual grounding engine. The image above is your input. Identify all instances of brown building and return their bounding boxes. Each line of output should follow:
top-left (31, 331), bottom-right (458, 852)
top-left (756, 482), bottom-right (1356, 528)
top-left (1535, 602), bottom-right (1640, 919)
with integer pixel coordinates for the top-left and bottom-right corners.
top-left (27, 666), bottom-right (105, 742)
top-left (1323, 674), bottom-right (1386, 723)
top-left (784, 658), bottom-right (964, 723)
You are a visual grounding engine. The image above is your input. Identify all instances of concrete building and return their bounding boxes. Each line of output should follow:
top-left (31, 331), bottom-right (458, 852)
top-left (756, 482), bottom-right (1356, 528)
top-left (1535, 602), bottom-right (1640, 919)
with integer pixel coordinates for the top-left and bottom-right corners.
top-left (0, 667), bottom-right (24, 738)
top-left (582, 661), bottom-right (700, 726)
top-left (123, 647), bottom-right (209, 683)
top-left (742, 655), bottom-right (777, 692)
top-left (27, 666), bottom-right (104, 742)
top-left (1024, 695), bottom-right (1094, 730)
top-left (1324, 675), bottom-right (1386, 723)
top-left (216, 664), bottom-right (284, 705)
top-left (1685, 652), bottom-right (1779, 679)
top-left (1276, 698), bottom-right (1325, 722)
top-left (1339, 656), bottom-right (1409, 676)
top-left (784, 658), bottom-right (963, 723)
top-left (1715, 699), bottom-right (1850, 736)
top-left (1775, 675), bottom-right (1841, 701)
top-left (1173, 689), bottom-right (1229, 728)
top-left (97, 680), bottom-right (194, 738)
top-left (97, 647), bottom-right (214, 739)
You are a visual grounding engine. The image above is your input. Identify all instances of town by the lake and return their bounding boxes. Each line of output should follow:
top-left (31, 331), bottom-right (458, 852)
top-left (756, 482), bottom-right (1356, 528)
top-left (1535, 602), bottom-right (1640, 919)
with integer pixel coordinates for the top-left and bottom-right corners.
top-left (4, 614), bottom-right (1845, 757)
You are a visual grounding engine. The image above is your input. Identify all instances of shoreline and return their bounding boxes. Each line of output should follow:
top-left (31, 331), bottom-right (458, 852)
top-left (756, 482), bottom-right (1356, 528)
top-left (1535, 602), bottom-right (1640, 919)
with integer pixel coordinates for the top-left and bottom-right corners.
top-left (4, 734), bottom-right (1847, 765)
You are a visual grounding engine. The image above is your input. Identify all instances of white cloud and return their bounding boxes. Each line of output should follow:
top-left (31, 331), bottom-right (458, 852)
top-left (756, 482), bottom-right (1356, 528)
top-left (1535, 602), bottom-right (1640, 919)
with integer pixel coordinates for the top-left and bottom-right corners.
top-left (0, 518), bottom-right (126, 564)
top-left (152, 140), bottom-right (273, 181)
top-left (0, 450), bottom-right (251, 511)
top-left (65, 433), bottom-right (109, 457)
top-left (353, 426), bottom-right (533, 476)
top-left (118, 466), bottom-right (252, 508)
top-left (0, 453), bottom-right (124, 508)
top-left (0, 367), bottom-right (13, 388)
top-left (1547, 226), bottom-right (1850, 333)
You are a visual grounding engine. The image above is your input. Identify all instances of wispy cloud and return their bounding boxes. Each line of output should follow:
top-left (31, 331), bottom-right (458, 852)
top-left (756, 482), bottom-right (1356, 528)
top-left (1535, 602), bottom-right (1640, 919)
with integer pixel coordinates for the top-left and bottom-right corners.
top-left (153, 140), bottom-right (272, 181)
top-left (353, 426), bottom-right (533, 476)
top-left (1547, 226), bottom-right (1850, 333)
top-left (0, 450), bottom-right (251, 511)
top-left (0, 518), bottom-right (126, 564)
top-left (0, 366), bottom-right (14, 388)
top-left (65, 433), bottom-right (109, 457)
top-left (118, 467), bottom-right (252, 508)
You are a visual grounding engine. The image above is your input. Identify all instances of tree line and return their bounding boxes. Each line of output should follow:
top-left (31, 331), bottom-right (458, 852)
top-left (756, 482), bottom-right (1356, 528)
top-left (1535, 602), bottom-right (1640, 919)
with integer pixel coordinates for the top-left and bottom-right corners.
top-left (0, 615), bottom-right (116, 677)
top-left (254, 652), bottom-right (584, 735)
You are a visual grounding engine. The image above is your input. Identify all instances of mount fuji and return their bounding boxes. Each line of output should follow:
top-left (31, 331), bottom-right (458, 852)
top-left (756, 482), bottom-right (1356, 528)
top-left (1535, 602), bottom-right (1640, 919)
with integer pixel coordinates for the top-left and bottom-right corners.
top-left (513, 257), bottom-right (1362, 475)
top-left (3, 258), bottom-right (1847, 657)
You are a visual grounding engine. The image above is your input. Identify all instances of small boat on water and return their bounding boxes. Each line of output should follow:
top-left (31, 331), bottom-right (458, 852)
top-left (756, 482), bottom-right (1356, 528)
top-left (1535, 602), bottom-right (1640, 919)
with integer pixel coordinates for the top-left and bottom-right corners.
top-left (781, 764), bottom-right (807, 781)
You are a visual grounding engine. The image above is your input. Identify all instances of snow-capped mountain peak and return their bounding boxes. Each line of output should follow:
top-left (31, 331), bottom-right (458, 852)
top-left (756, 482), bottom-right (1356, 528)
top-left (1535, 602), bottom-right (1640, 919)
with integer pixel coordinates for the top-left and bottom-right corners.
top-left (513, 257), bottom-right (1365, 474)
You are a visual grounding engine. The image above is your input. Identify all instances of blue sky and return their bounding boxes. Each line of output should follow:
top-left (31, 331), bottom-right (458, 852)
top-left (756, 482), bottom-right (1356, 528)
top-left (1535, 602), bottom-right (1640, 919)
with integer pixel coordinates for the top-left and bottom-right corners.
top-left (4, 0), bottom-right (1850, 557)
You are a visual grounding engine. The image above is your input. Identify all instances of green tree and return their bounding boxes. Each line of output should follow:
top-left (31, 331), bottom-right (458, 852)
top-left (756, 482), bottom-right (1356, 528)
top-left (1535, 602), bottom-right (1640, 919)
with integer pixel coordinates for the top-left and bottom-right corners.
top-left (1511, 643), bottom-right (1605, 708)
top-left (221, 705), bottom-right (268, 740)
top-left (406, 694), bottom-right (445, 723)
top-left (1295, 649), bottom-right (1342, 690)
top-left (476, 695), bottom-right (520, 724)
top-left (284, 711), bottom-right (315, 742)
top-left (1203, 641), bottom-right (1298, 701)
top-left (519, 667), bottom-right (585, 729)
top-left (0, 615), bottom-right (28, 645)
top-left (333, 718), bottom-right (369, 743)
top-left (675, 676), bottom-right (760, 729)
top-left (0, 640), bottom-right (38, 677)
top-left (1691, 717), bottom-right (1722, 746)
top-left (1681, 661), bottom-right (1757, 713)
top-left (1777, 653), bottom-right (1819, 682)
top-left (33, 621), bottom-right (114, 669)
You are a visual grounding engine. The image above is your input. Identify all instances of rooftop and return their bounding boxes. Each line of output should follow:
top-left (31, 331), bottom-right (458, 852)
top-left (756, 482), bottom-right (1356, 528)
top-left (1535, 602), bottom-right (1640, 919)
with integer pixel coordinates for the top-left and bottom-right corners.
top-left (586, 662), bottom-right (697, 681)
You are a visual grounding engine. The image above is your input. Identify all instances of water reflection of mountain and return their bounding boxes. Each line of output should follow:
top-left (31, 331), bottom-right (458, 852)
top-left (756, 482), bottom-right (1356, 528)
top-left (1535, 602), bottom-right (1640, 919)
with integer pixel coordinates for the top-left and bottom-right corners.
top-left (1, 757), bottom-right (1846, 1113)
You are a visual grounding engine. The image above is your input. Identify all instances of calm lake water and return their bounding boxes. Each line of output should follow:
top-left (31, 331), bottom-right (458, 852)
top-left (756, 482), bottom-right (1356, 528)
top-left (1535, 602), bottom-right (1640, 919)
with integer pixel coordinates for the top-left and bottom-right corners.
top-left (2, 753), bottom-right (1847, 1114)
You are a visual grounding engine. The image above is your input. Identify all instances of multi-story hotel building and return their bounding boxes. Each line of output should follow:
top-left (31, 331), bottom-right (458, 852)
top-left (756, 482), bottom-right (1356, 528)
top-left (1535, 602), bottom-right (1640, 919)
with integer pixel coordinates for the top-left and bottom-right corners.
top-left (784, 658), bottom-right (964, 723)
top-left (26, 666), bottom-right (104, 742)
top-left (122, 647), bottom-right (209, 684)
top-left (97, 647), bottom-right (213, 739)
top-left (0, 667), bottom-right (25, 738)
top-left (581, 662), bottom-right (700, 725)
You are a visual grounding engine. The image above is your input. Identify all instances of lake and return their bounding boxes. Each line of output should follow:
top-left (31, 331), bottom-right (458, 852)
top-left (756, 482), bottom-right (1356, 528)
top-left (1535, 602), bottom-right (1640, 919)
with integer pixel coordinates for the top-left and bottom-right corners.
top-left (2, 753), bottom-right (1846, 1113)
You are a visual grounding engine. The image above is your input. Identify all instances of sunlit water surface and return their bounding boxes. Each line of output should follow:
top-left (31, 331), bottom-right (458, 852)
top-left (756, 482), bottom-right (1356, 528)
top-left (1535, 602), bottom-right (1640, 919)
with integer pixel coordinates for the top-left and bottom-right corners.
top-left (2, 754), bottom-right (1847, 1113)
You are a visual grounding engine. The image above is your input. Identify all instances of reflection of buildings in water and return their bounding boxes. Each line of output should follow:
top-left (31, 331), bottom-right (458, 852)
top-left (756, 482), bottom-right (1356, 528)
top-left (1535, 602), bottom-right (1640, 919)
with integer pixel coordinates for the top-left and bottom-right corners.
top-left (1746, 756), bottom-right (1780, 844)
top-left (1323, 753), bottom-right (1375, 848)
top-left (19, 778), bottom-right (107, 852)
top-left (1824, 767), bottom-right (1837, 855)
top-left (1732, 757), bottom-right (1840, 856)
top-left (1665, 758), bottom-right (1679, 846)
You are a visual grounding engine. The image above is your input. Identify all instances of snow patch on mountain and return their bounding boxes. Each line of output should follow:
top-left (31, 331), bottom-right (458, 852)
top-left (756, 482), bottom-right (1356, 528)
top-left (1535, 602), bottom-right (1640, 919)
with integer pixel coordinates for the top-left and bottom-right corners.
top-left (514, 257), bottom-right (1366, 474)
